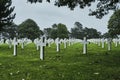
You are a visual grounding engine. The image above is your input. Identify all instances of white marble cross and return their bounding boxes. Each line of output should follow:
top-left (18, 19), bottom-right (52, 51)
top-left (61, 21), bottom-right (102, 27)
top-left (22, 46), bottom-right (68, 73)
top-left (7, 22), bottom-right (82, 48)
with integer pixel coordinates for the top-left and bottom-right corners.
top-left (63, 38), bottom-right (67, 48)
top-left (13, 37), bottom-right (18, 56)
top-left (55, 38), bottom-right (60, 52)
top-left (39, 36), bottom-right (46, 60)
top-left (68, 39), bottom-right (71, 46)
top-left (34, 38), bottom-right (40, 50)
top-left (82, 37), bottom-right (89, 54)
top-left (101, 38), bottom-right (105, 48)
top-left (107, 38), bottom-right (112, 51)
top-left (21, 38), bottom-right (25, 49)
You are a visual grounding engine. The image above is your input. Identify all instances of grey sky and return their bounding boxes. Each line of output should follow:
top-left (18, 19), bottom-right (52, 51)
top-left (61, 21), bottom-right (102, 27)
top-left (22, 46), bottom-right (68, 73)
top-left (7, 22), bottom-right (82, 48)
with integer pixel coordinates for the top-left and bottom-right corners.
top-left (12, 0), bottom-right (113, 34)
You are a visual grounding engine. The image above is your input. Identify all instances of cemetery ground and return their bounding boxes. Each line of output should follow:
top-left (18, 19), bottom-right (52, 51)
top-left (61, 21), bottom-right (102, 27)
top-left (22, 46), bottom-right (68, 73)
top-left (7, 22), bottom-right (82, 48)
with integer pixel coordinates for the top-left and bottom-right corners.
top-left (0, 43), bottom-right (120, 80)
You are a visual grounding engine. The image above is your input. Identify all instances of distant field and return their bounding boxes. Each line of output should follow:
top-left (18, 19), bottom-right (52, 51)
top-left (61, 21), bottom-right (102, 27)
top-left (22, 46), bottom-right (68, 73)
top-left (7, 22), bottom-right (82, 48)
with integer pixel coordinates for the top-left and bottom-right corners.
top-left (0, 43), bottom-right (120, 80)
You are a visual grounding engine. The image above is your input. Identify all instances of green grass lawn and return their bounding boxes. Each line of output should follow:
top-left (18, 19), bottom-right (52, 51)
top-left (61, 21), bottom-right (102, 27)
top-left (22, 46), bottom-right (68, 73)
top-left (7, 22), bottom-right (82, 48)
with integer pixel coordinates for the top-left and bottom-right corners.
top-left (0, 43), bottom-right (120, 80)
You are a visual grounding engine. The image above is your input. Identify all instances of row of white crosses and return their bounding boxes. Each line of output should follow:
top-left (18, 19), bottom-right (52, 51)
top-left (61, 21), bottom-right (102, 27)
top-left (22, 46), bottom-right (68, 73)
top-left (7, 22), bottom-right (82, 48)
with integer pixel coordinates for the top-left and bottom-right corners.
top-left (54, 38), bottom-right (74, 52)
top-left (83, 37), bottom-right (120, 54)
top-left (6, 38), bottom-right (12, 48)
top-left (113, 38), bottom-right (120, 47)
top-left (4, 37), bottom-right (32, 56)
top-left (21, 37), bottom-right (120, 59)
top-left (100, 38), bottom-right (112, 51)
top-left (34, 37), bottom-right (65, 60)
top-left (97, 38), bottom-right (101, 46)
top-left (5, 38), bottom-right (32, 49)
top-left (47, 38), bottom-right (54, 47)
top-left (59, 38), bottom-right (69, 49)
top-left (88, 38), bottom-right (116, 51)
top-left (18, 38), bottom-right (32, 49)
top-left (89, 38), bottom-right (104, 48)
top-left (13, 37), bottom-right (32, 56)
top-left (34, 37), bottom-right (72, 60)
top-left (54, 38), bottom-right (83, 53)
top-left (1, 36), bottom-right (120, 60)
top-left (34, 37), bottom-right (74, 60)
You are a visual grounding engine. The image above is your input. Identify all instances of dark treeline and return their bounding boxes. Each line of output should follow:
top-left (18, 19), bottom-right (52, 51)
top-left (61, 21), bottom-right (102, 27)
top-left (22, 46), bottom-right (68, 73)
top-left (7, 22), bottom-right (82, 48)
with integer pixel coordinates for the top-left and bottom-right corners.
top-left (1, 18), bottom-right (104, 40)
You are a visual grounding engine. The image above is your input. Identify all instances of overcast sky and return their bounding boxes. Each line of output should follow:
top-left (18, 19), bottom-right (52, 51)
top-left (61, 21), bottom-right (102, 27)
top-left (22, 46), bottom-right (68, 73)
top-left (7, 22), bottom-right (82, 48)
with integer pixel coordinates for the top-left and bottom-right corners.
top-left (12, 0), bottom-right (113, 34)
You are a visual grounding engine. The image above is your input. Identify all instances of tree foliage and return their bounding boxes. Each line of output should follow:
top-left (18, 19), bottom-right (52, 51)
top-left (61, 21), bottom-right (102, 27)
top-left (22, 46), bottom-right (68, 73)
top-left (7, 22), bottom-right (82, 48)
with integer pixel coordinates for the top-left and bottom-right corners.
top-left (18, 19), bottom-right (42, 40)
top-left (27, 0), bottom-right (120, 19)
top-left (71, 22), bottom-right (101, 39)
top-left (43, 23), bottom-right (69, 39)
top-left (83, 27), bottom-right (101, 39)
top-left (0, 0), bottom-right (16, 31)
top-left (2, 23), bottom-right (18, 39)
top-left (71, 22), bottom-right (84, 39)
top-left (50, 23), bottom-right (69, 39)
top-left (101, 32), bottom-right (111, 38)
top-left (50, 28), bottom-right (57, 39)
top-left (43, 28), bottom-right (52, 38)
top-left (108, 9), bottom-right (120, 37)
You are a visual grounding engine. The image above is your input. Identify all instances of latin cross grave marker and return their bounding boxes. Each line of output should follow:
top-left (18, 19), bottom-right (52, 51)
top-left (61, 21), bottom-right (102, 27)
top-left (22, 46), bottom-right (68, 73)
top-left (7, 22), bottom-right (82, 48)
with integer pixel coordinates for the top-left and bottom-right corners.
top-left (82, 37), bottom-right (89, 54)
top-left (13, 37), bottom-right (18, 56)
top-left (39, 36), bottom-right (46, 60)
